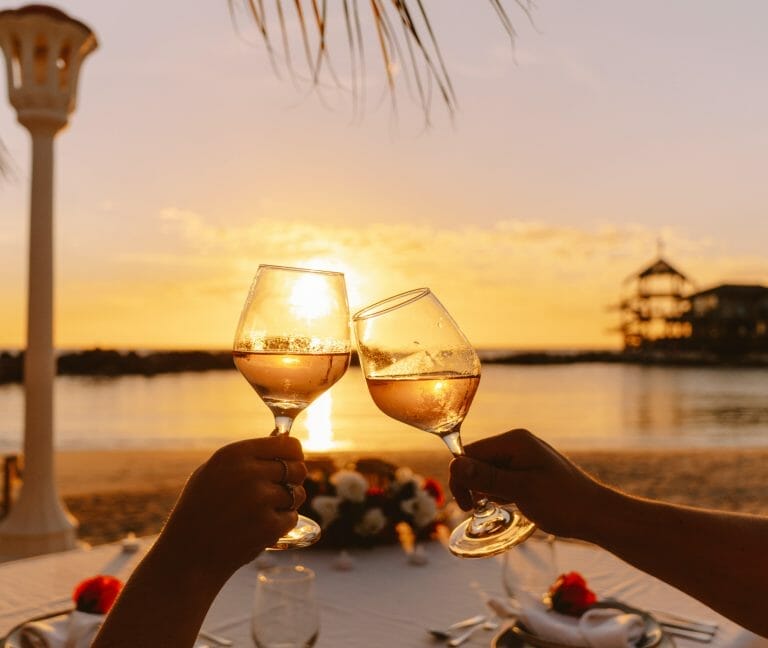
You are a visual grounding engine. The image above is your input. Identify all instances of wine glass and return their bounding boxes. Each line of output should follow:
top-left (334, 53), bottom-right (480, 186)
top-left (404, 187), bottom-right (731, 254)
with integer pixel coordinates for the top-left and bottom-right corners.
top-left (252, 565), bottom-right (319, 647)
top-left (353, 287), bottom-right (536, 558)
top-left (233, 264), bottom-right (351, 549)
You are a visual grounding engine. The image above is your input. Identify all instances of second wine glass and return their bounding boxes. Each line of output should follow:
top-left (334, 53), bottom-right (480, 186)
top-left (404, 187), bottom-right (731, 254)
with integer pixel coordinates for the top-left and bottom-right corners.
top-left (233, 264), bottom-right (351, 549)
top-left (353, 287), bottom-right (536, 558)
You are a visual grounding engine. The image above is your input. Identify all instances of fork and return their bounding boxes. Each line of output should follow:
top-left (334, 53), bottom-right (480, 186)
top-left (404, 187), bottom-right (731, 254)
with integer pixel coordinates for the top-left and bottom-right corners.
top-left (660, 624), bottom-right (715, 643)
top-left (650, 610), bottom-right (718, 633)
top-left (447, 620), bottom-right (499, 647)
top-left (198, 629), bottom-right (234, 646)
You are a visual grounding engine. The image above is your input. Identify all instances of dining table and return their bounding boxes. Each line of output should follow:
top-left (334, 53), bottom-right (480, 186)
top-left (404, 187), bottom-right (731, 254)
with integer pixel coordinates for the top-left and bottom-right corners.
top-left (0, 533), bottom-right (765, 648)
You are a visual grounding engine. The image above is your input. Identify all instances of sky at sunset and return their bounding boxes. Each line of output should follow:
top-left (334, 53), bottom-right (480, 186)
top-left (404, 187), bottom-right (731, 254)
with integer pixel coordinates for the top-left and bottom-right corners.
top-left (1, 1), bottom-right (767, 351)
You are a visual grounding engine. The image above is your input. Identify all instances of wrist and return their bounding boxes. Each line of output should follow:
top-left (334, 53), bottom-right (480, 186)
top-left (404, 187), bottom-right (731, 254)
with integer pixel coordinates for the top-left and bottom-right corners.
top-left (569, 478), bottom-right (628, 544)
top-left (145, 532), bottom-right (236, 600)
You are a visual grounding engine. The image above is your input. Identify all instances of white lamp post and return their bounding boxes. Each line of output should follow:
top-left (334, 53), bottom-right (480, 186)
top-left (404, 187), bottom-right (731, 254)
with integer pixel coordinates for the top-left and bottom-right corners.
top-left (0, 5), bottom-right (97, 558)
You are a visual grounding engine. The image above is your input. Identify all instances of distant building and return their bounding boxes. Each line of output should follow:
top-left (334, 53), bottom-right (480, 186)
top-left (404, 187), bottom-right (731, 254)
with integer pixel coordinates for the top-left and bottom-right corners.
top-left (618, 256), bottom-right (693, 351)
top-left (618, 257), bottom-right (768, 356)
top-left (685, 284), bottom-right (768, 354)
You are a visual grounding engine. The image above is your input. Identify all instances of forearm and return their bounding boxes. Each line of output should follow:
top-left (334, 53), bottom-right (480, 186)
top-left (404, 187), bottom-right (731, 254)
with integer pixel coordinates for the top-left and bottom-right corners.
top-left (585, 486), bottom-right (768, 638)
top-left (92, 536), bottom-right (233, 648)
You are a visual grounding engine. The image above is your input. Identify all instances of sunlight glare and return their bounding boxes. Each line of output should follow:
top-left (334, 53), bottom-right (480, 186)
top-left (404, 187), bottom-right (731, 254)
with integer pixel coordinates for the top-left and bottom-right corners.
top-left (297, 256), bottom-right (366, 312)
top-left (289, 274), bottom-right (333, 321)
top-left (303, 390), bottom-right (335, 452)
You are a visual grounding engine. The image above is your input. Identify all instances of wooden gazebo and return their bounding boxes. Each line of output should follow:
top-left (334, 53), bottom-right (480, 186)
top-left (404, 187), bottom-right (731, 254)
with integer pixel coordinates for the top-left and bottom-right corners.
top-left (618, 256), bottom-right (694, 351)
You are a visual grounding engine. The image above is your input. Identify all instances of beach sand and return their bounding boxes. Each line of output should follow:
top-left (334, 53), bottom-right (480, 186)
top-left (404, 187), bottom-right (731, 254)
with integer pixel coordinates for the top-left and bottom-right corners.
top-left (45, 447), bottom-right (768, 546)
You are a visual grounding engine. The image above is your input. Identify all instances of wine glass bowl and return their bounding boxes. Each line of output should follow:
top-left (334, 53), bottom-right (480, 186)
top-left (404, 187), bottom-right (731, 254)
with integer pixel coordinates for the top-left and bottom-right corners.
top-left (234, 265), bottom-right (351, 549)
top-left (353, 287), bottom-right (536, 558)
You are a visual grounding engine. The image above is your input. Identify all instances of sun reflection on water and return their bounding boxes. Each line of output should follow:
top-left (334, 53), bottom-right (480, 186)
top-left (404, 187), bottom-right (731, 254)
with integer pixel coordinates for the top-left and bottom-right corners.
top-left (301, 390), bottom-right (350, 452)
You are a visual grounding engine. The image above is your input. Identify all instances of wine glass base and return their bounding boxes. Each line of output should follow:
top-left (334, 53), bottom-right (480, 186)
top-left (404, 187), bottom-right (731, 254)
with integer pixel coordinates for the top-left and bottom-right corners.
top-left (268, 515), bottom-right (322, 550)
top-left (448, 507), bottom-right (536, 558)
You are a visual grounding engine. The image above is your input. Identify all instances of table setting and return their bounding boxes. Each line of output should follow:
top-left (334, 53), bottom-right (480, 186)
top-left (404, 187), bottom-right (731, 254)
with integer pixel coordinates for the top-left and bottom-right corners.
top-left (0, 531), bottom-right (764, 647)
top-left (1, 269), bottom-right (767, 647)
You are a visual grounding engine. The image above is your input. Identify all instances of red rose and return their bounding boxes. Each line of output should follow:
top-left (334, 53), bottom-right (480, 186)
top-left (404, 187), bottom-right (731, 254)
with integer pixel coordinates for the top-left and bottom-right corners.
top-left (422, 478), bottom-right (445, 506)
top-left (72, 575), bottom-right (124, 614)
top-left (548, 571), bottom-right (597, 616)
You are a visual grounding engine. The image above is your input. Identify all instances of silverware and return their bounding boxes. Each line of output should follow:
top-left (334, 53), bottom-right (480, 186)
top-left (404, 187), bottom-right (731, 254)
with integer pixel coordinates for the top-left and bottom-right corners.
top-left (651, 610), bottom-right (719, 633)
top-left (660, 625), bottom-right (714, 643)
top-left (198, 629), bottom-right (234, 646)
top-left (447, 620), bottom-right (499, 647)
top-left (428, 614), bottom-right (487, 640)
top-left (659, 621), bottom-right (716, 644)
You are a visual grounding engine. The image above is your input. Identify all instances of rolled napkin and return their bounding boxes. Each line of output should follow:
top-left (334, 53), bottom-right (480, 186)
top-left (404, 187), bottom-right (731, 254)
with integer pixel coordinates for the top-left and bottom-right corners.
top-left (20, 611), bottom-right (103, 648)
top-left (511, 592), bottom-right (645, 648)
top-left (19, 612), bottom-right (211, 648)
top-left (579, 607), bottom-right (645, 648)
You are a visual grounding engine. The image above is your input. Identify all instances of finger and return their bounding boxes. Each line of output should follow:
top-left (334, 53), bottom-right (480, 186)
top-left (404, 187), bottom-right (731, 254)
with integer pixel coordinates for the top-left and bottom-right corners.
top-left (240, 435), bottom-right (305, 460)
top-left (451, 456), bottom-right (531, 504)
top-left (266, 482), bottom-right (307, 512)
top-left (275, 509), bottom-right (299, 536)
top-left (463, 429), bottom-right (542, 467)
top-left (448, 460), bottom-right (474, 511)
top-left (219, 436), bottom-right (305, 461)
top-left (252, 458), bottom-right (308, 485)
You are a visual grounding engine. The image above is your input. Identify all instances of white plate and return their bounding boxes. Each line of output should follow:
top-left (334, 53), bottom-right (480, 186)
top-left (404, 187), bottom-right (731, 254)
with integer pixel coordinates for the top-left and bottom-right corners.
top-left (492, 600), bottom-right (676, 648)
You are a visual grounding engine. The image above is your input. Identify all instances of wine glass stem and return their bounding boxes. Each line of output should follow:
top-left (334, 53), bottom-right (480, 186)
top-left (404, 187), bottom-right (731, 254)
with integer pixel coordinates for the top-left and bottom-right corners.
top-left (441, 428), bottom-right (492, 515)
top-left (271, 416), bottom-right (294, 437)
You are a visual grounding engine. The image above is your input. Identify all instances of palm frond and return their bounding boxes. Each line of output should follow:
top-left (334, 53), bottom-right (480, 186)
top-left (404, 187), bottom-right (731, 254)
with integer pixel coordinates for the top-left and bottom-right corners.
top-left (232, 0), bottom-right (532, 121)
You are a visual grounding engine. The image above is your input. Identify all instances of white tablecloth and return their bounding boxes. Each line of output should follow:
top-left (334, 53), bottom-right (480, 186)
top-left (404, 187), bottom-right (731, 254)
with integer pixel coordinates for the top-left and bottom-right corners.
top-left (0, 536), bottom-right (765, 647)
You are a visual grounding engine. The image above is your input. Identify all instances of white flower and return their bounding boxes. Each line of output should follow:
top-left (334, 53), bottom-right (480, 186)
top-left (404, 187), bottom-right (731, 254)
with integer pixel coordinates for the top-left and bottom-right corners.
top-left (395, 467), bottom-right (424, 493)
top-left (394, 467), bottom-right (414, 484)
top-left (311, 495), bottom-right (341, 528)
top-left (400, 489), bottom-right (438, 528)
top-left (354, 508), bottom-right (387, 537)
top-left (331, 469), bottom-right (368, 503)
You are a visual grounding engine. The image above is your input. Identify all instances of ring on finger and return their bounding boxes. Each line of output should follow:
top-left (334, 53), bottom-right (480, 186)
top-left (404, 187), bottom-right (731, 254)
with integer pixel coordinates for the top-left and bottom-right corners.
top-left (281, 482), bottom-right (298, 511)
top-left (273, 457), bottom-right (289, 483)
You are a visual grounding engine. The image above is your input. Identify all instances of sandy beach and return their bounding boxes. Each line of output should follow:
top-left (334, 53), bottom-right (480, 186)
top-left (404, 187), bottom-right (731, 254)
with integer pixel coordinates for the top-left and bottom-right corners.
top-left (45, 447), bottom-right (768, 546)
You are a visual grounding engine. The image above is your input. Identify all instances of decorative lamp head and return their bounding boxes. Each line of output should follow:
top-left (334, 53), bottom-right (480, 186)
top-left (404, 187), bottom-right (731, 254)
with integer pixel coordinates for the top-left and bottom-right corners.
top-left (0, 4), bottom-right (97, 133)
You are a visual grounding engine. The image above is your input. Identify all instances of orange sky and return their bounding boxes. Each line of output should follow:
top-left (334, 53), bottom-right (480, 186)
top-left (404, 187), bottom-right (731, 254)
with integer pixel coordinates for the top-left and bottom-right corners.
top-left (1, 1), bottom-right (767, 351)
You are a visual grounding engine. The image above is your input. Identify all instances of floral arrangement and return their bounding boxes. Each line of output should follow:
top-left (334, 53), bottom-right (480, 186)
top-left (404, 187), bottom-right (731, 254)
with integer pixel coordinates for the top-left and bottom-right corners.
top-left (298, 463), bottom-right (447, 549)
top-left (547, 571), bottom-right (597, 616)
top-left (72, 575), bottom-right (124, 615)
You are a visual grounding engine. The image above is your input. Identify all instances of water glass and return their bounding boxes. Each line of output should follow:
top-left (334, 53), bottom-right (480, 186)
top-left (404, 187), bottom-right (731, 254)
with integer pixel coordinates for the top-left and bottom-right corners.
top-left (502, 532), bottom-right (559, 605)
top-left (252, 565), bottom-right (319, 647)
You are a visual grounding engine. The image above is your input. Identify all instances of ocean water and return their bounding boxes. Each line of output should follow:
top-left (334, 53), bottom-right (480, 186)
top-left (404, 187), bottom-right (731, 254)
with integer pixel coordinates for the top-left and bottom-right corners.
top-left (0, 364), bottom-right (766, 452)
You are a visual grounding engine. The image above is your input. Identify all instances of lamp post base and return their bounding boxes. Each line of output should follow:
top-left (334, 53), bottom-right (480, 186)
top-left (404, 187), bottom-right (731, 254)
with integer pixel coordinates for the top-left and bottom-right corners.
top-left (0, 499), bottom-right (78, 560)
top-left (0, 526), bottom-right (78, 561)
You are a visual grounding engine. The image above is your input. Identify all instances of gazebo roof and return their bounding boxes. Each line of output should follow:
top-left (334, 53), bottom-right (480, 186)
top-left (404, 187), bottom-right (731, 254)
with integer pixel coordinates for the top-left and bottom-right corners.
top-left (624, 257), bottom-right (688, 283)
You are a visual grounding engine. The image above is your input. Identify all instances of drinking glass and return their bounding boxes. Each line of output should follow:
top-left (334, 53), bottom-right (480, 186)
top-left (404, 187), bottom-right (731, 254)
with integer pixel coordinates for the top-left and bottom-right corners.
top-left (234, 265), bottom-right (351, 548)
top-left (353, 287), bottom-right (536, 558)
top-left (502, 532), bottom-right (559, 605)
top-left (252, 565), bottom-right (319, 647)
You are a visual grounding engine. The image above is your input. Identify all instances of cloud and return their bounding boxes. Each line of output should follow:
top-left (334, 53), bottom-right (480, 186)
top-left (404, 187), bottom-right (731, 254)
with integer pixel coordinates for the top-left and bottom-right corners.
top-left (154, 206), bottom-right (768, 304)
top-left (39, 207), bottom-right (764, 350)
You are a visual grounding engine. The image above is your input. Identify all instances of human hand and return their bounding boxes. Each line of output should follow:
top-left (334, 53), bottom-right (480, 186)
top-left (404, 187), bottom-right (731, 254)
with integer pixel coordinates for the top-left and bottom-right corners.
top-left (449, 429), bottom-right (606, 539)
top-left (157, 435), bottom-right (307, 579)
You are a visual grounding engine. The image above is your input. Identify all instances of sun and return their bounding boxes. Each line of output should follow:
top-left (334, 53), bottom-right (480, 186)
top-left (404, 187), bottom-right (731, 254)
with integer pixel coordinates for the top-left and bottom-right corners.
top-left (288, 273), bottom-right (334, 321)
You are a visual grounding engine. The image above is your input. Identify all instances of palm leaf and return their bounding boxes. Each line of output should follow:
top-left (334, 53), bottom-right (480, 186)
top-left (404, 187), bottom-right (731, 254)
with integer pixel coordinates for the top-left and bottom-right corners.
top-left (231, 0), bottom-right (533, 120)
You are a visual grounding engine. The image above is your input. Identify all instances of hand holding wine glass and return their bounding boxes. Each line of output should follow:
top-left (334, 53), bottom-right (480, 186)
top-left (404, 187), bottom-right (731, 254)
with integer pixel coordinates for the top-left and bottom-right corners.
top-left (353, 288), bottom-right (536, 558)
top-left (233, 265), bottom-right (351, 549)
